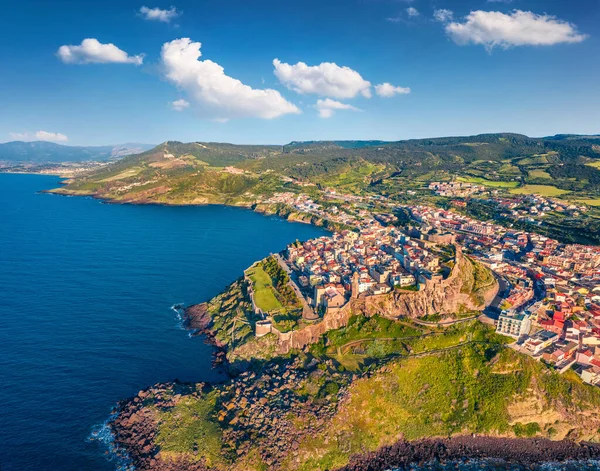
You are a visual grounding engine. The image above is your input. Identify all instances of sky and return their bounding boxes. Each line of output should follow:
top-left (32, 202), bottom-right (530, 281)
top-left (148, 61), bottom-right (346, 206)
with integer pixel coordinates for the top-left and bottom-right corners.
top-left (0, 0), bottom-right (599, 146)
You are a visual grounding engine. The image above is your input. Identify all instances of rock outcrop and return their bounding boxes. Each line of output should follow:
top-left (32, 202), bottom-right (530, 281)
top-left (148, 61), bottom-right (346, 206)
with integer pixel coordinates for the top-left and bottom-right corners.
top-left (276, 247), bottom-right (498, 353)
top-left (362, 246), bottom-right (498, 319)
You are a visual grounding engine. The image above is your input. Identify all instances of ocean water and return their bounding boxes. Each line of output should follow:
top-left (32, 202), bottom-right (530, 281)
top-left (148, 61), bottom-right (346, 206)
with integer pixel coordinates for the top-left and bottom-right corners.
top-left (0, 174), bottom-right (327, 471)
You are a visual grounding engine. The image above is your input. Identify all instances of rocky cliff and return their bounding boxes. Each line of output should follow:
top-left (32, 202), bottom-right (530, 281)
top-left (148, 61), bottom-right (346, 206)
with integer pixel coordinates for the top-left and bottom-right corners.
top-left (276, 247), bottom-right (498, 353)
top-left (362, 246), bottom-right (498, 319)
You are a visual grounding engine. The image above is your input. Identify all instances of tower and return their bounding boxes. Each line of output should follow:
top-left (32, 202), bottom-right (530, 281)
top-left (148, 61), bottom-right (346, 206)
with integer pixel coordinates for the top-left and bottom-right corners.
top-left (351, 271), bottom-right (360, 299)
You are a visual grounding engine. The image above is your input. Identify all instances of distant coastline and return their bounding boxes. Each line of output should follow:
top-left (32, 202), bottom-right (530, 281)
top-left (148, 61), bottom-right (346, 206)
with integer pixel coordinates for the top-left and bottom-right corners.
top-left (34, 175), bottom-right (600, 471)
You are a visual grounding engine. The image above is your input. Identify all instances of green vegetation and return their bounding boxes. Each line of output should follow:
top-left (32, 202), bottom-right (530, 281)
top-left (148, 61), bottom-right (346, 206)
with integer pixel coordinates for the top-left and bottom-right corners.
top-left (246, 265), bottom-right (282, 313)
top-left (460, 257), bottom-right (497, 306)
top-left (58, 133), bottom-right (600, 205)
top-left (51, 134), bottom-right (600, 245)
top-left (510, 184), bottom-right (571, 197)
top-left (156, 390), bottom-right (225, 466)
top-left (457, 176), bottom-right (518, 188)
top-left (203, 280), bottom-right (257, 348)
top-left (246, 257), bottom-right (302, 332)
top-left (572, 198), bottom-right (600, 207)
top-left (528, 169), bottom-right (552, 180)
top-left (513, 422), bottom-right (542, 437)
top-left (310, 315), bottom-right (509, 372)
top-left (289, 341), bottom-right (600, 471)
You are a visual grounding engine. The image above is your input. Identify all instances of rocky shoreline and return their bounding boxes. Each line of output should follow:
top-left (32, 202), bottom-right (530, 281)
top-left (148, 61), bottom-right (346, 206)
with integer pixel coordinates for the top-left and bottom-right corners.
top-left (338, 436), bottom-right (600, 470)
top-left (183, 303), bottom-right (228, 366)
top-left (110, 386), bottom-right (600, 471)
top-left (105, 284), bottom-right (600, 471)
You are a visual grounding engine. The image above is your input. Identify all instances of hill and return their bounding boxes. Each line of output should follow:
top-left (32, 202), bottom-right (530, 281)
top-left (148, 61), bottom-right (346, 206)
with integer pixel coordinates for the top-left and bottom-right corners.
top-left (48, 133), bottom-right (600, 244)
top-left (53, 133), bottom-right (600, 203)
top-left (110, 319), bottom-right (600, 471)
top-left (0, 141), bottom-right (154, 164)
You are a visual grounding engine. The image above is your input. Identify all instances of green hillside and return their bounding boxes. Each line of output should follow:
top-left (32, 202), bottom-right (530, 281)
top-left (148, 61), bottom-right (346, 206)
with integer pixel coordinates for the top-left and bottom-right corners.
top-left (51, 134), bottom-right (600, 225)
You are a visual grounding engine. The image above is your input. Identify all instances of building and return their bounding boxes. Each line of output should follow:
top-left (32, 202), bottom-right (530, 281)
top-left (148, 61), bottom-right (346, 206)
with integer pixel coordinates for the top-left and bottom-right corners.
top-left (496, 311), bottom-right (531, 338)
top-left (522, 330), bottom-right (559, 355)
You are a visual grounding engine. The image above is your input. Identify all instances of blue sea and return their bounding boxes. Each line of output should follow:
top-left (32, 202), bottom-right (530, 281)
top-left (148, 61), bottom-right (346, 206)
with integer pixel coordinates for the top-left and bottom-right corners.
top-left (0, 174), bottom-right (327, 471)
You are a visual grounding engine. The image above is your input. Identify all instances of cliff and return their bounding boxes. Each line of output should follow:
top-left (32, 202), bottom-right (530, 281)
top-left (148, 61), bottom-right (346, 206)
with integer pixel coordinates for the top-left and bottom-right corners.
top-left (253, 203), bottom-right (353, 232)
top-left (362, 246), bottom-right (498, 319)
top-left (276, 247), bottom-right (498, 353)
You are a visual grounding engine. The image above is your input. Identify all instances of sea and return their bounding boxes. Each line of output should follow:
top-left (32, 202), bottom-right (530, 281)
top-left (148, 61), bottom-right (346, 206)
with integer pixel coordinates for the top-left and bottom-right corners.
top-left (0, 173), bottom-right (327, 471)
top-left (2, 174), bottom-right (599, 471)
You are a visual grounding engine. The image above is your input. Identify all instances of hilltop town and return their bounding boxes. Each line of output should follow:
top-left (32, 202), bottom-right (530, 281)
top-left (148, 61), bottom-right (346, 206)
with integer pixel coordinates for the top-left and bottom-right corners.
top-left (107, 186), bottom-right (600, 471)
top-left (242, 189), bottom-right (600, 386)
top-left (41, 136), bottom-right (600, 470)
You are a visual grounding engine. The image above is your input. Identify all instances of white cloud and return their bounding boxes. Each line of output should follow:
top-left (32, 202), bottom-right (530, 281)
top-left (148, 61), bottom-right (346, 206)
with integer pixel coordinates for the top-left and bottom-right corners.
top-left (433, 9), bottom-right (454, 23)
top-left (9, 131), bottom-right (68, 142)
top-left (139, 6), bottom-right (180, 23)
top-left (170, 99), bottom-right (190, 111)
top-left (445, 10), bottom-right (588, 50)
top-left (375, 83), bottom-right (411, 97)
top-left (406, 7), bottom-right (419, 17)
top-left (314, 98), bottom-right (360, 118)
top-left (161, 38), bottom-right (300, 120)
top-left (57, 38), bottom-right (144, 65)
top-left (273, 59), bottom-right (372, 99)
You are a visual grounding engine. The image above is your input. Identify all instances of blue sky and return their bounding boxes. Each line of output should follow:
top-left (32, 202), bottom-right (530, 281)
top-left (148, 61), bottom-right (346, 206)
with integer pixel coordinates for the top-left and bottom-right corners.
top-left (0, 0), bottom-right (598, 145)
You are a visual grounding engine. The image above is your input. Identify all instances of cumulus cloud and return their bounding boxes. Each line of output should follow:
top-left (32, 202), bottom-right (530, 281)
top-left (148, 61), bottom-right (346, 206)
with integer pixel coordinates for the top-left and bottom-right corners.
top-left (161, 38), bottom-right (300, 120)
top-left (444, 10), bottom-right (588, 50)
top-left (406, 7), bottom-right (419, 17)
top-left (170, 99), bottom-right (190, 111)
top-left (139, 6), bottom-right (180, 23)
top-left (433, 9), bottom-right (454, 23)
top-left (273, 59), bottom-right (372, 99)
top-left (57, 38), bottom-right (144, 65)
top-left (9, 131), bottom-right (68, 142)
top-left (375, 83), bottom-right (411, 97)
top-left (314, 99), bottom-right (360, 118)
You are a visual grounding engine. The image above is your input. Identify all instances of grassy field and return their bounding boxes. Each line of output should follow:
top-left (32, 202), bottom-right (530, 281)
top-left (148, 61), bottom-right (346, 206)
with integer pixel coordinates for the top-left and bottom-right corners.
top-left (246, 265), bottom-right (282, 313)
top-left (510, 184), bottom-right (570, 197)
top-left (586, 160), bottom-right (600, 169)
top-left (572, 198), bottom-right (600, 207)
top-left (98, 167), bottom-right (144, 182)
top-left (528, 169), bottom-right (552, 180)
top-left (457, 176), bottom-right (518, 188)
top-left (156, 390), bottom-right (225, 466)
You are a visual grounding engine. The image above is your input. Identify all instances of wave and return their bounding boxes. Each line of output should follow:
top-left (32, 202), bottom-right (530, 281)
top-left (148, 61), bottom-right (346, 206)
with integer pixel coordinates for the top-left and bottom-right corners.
top-left (170, 302), bottom-right (186, 330)
top-left (88, 412), bottom-right (135, 471)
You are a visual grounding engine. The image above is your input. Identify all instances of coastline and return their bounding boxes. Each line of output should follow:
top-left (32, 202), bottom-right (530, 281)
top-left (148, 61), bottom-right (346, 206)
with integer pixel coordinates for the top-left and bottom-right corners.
top-left (109, 370), bottom-right (600, 471)
top-left (106, 297), bottom-right (600, 471)
top-left (41, 183), bottom-right (600, 471)
top-left (46, 183), bottom-right (351, 232)
top-left (339, 436), bottom-right (600, 471)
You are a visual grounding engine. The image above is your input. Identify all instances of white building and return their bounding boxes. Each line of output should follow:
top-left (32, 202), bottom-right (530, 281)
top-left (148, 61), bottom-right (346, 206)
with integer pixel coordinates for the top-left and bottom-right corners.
top-left (496, 311), bottom-right (531, 339)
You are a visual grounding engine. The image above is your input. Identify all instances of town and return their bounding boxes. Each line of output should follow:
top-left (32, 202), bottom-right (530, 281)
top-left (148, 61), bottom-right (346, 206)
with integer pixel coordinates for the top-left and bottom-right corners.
top-left (258, 189), bottom-right (600, 386)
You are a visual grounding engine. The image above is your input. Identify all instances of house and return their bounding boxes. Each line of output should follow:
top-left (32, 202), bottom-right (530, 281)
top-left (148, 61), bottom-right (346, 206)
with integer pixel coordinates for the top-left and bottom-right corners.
top-left (580, 365), bottom-right (600, 386)
top-left (522, 330), bottom-right (559, 355)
